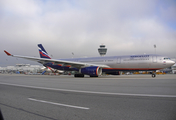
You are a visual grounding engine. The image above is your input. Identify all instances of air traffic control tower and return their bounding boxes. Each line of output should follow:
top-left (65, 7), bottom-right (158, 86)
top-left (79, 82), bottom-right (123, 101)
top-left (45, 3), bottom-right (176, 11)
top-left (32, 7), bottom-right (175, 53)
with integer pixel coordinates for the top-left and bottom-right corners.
top-left (98, 44), bottom-right (107, 56)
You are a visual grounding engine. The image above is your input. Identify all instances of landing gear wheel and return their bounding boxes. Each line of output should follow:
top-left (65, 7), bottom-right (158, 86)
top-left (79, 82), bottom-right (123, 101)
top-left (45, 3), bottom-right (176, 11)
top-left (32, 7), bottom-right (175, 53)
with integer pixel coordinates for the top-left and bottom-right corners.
top-left (152, 74), bottom-right (156, 78)
top-left (74, 74), bottom-right (84, 77)
top-left (90, 75), bottom-right (98, 77)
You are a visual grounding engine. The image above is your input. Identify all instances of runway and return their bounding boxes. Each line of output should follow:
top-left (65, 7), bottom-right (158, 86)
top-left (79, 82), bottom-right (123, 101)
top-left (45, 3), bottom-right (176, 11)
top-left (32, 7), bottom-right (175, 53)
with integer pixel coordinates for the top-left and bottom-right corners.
top-left (0, 74), bottom-right (176, 120)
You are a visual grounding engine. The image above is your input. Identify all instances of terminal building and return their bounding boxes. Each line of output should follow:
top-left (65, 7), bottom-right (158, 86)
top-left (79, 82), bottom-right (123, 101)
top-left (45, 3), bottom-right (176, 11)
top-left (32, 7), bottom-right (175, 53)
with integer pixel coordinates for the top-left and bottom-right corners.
top-left (0, 64), bottom-right (43, 74)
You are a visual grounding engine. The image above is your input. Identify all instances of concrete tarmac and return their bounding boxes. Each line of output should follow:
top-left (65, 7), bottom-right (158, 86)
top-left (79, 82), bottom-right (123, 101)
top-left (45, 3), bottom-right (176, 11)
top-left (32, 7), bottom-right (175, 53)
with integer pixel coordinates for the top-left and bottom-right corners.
top-left (0, 74), bottom-right (176, 120)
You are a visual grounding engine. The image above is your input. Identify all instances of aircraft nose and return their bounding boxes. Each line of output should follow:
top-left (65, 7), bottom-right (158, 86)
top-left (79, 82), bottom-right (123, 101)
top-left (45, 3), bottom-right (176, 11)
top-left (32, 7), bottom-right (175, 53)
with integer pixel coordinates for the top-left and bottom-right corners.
top-left (169, 60), bottom-right (175, 66)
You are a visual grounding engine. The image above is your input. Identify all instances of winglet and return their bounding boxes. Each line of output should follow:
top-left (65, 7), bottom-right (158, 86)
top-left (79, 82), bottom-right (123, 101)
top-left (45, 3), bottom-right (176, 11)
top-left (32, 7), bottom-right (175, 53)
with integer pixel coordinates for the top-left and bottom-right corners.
top-left (4, 50), bottom-right (12, 56)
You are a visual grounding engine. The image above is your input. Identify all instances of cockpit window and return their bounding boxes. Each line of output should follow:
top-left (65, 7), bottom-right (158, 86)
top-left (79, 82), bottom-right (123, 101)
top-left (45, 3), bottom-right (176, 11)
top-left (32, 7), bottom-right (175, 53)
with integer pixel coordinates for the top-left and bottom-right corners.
top-left (164, 58), bottom-right (170, 60)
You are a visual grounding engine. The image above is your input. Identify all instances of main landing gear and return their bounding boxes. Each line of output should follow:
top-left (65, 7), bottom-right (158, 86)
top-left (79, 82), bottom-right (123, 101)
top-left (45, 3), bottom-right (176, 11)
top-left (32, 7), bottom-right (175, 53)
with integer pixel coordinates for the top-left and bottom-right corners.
top-left (74, 74), bottom-right (98, 77)
top-left (90, 75), bottom-right (98, 77)
top-left (74, 74), bottom-right (84, 77)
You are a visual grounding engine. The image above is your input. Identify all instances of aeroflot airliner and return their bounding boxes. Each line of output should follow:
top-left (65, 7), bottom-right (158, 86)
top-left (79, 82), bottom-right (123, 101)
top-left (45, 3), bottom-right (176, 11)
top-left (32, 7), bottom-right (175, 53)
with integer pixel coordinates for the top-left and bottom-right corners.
top-left (4, 44), bottom-right (175, 77)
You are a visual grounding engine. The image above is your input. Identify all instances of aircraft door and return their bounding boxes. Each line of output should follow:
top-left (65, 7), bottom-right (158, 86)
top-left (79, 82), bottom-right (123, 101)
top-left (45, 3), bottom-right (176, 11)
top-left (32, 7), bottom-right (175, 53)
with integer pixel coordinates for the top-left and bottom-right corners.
top-left (152, 56), bottom-right (157, 63)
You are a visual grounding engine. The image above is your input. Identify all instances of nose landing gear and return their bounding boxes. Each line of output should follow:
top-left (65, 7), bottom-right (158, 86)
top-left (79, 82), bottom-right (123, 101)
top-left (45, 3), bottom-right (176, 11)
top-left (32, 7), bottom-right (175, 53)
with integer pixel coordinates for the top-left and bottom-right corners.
top-left (149, 71), bottom-right (156, 78)
top-left (152, 73), bottom-right (156, 78)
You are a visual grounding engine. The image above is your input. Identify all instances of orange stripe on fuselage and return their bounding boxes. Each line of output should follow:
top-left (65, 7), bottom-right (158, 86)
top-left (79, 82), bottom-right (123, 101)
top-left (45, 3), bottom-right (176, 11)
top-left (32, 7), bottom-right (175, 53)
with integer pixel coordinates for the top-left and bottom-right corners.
top-left (56, 64), bottom-right (71, 67)
top-left (103, 68), bottom-right (162, 71)
top-left (66, 65), bottom-right (71, 67)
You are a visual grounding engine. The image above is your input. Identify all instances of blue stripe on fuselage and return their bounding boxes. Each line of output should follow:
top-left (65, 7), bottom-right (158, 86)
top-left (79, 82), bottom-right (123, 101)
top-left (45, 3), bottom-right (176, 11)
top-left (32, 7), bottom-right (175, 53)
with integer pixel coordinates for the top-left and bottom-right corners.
top-left (44, 63), bottom-right (79, 71)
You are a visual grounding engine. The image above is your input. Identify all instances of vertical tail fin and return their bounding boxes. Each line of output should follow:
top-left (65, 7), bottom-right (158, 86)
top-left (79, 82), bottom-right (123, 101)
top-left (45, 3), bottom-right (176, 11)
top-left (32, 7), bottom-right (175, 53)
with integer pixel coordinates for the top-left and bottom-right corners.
top-left (38, 44), bottom-right (51, 59)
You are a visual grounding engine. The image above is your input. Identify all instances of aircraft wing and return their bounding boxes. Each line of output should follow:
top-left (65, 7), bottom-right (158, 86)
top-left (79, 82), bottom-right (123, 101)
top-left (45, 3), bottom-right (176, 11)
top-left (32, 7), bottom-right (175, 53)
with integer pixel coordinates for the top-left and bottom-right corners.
top-left (4, 50), bottom-right (109, 69)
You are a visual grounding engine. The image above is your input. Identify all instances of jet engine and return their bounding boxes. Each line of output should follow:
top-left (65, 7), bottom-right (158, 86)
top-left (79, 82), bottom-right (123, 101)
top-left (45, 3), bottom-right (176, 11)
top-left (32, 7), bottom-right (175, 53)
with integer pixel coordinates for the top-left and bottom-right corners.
top-left (80, 66), bottom-right (102, 76)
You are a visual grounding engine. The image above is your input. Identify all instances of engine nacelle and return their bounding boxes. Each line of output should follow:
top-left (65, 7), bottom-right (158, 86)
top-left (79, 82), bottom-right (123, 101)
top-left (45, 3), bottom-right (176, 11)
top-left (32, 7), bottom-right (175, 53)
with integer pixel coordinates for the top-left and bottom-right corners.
top-left (80, 66), bottom-right (102, 76)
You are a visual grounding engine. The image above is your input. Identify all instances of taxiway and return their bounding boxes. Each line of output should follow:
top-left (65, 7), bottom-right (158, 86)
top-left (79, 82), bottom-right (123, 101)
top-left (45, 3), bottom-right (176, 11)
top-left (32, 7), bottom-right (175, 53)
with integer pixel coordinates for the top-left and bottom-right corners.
top-left (0, 74), bottom-right (176, 120)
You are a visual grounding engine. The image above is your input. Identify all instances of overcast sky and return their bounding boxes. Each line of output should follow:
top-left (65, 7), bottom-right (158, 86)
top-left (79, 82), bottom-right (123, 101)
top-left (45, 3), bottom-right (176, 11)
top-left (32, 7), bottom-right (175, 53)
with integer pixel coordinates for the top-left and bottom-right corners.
top-left (0, 0), bottom-right (176, 67)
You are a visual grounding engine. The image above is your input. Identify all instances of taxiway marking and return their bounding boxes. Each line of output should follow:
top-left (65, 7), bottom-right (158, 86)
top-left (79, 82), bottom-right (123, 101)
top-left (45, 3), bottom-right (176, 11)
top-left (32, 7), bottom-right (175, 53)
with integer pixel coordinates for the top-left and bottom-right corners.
top-left (1, 82), bottom-right (176, 98)
top-left (28, 98), bottom-right (89, 110)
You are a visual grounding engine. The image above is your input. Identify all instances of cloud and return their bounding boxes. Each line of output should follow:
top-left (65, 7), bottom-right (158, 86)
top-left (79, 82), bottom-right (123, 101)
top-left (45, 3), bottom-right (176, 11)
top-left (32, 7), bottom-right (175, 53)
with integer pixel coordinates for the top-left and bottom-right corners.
top-left (0, 0), bottom-right (176, 66)
top-left (0, 0), bottom-right (41, 16)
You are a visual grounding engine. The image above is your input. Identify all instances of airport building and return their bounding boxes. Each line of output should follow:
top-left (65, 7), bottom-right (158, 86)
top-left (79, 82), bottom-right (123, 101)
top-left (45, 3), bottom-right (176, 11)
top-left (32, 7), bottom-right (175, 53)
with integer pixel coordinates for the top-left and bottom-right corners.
top-left (0, 64), bottom-right (43, 74)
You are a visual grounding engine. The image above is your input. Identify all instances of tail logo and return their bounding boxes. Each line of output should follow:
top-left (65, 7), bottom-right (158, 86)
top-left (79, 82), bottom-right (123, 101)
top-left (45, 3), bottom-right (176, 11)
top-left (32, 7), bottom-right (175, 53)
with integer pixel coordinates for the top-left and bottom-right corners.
top-left (38, 44), bottom-right (51, 59)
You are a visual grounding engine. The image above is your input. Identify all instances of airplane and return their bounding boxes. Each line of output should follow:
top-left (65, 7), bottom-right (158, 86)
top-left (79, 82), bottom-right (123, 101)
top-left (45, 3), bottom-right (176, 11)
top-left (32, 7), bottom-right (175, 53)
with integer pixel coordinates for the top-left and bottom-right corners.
top-left (4, 44), bottom-right (175, 78)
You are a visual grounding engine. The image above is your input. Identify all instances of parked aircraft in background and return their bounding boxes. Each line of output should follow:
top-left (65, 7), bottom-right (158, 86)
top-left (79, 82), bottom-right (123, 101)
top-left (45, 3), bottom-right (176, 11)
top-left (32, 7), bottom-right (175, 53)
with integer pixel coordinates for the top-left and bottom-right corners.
top-left (4, 44), bottom-right (175, 77)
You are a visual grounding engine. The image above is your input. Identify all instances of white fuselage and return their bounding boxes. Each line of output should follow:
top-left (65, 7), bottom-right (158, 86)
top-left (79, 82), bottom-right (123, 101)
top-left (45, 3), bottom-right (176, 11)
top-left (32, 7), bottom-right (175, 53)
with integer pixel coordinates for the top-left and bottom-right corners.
top-left (62, 54), bottom-right (175, 71)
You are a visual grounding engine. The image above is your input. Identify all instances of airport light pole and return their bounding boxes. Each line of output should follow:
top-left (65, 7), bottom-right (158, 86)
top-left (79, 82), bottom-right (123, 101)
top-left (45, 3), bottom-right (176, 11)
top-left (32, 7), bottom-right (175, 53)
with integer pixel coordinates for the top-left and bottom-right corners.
top-left (72, 52), bottom-right (74, 58)
top-left (154, 44), bottom-right (156, 54)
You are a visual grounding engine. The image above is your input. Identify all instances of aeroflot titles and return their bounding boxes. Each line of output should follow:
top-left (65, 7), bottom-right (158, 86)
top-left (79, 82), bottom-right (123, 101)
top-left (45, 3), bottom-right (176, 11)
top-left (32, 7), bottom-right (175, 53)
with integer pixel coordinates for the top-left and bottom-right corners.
top-left (123, 55), bottom-right (150, 61)
top-left (130, 55), bottom-right (149, 58)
